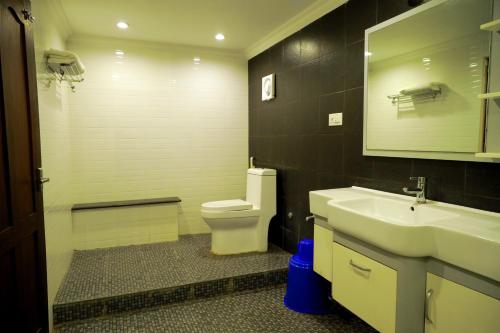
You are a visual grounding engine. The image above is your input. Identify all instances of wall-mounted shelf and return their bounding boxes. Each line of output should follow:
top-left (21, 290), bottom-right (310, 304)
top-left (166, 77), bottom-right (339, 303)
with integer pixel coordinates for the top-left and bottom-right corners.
top-left (478, 92), bottom-right (500, 99)
top-left (44, 48), bottom-right (85, 92)
top-left (475, 152), bottom-right (500, 158)
top-left (480, 19), bottom-right (500, 32)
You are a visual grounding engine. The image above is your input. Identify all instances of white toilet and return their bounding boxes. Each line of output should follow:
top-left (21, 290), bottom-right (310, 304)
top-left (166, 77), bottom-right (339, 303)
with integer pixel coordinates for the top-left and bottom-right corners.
top-left (201, 168), bottom-right (276, 255)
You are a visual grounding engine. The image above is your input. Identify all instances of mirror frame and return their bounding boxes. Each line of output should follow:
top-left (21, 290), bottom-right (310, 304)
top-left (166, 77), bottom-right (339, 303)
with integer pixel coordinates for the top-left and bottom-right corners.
top-left (362, 0), bottom-right (498, 163)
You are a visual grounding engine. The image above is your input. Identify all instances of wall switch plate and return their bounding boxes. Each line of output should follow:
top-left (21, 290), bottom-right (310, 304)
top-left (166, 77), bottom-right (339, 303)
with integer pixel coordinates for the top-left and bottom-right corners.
top-left (329, 113), bottom-right (343, 126)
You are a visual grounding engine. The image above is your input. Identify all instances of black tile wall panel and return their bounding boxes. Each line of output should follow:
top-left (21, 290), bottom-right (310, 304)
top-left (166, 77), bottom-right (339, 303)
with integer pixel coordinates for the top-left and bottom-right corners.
top-left (248, 0), bottom-right (500, 253)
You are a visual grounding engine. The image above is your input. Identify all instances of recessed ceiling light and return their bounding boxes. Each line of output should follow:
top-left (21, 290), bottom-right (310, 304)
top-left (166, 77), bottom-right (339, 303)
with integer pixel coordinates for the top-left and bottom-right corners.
top-left (116, 21), bottom-right (129, 29)
top-left (193, 57), bottom-right (201, 64)
top-left (115, 50), bottom-right (125, 56)
top-left (215, 33), bottom-right (225, 41)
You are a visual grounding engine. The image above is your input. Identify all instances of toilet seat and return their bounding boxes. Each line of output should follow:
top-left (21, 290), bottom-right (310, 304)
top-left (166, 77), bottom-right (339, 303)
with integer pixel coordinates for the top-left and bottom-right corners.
top-left (201, 207), bottom-right (260, 220)
top-left (202, 199), bottom-right (253, 212)
top-left (201, 199), bottom-right (260, 219)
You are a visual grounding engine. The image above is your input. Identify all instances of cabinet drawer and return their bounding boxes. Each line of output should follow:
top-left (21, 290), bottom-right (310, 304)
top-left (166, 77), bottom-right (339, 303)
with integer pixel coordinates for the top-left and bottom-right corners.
top-left (332, 242), bottom-right (397, 333)
top-left (313, 224), bottom-right (333, 282)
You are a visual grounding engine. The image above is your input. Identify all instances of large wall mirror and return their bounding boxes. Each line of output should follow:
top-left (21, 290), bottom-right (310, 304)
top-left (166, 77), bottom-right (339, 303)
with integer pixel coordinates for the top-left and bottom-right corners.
top-left (363, 0), bottom-right (500, 162)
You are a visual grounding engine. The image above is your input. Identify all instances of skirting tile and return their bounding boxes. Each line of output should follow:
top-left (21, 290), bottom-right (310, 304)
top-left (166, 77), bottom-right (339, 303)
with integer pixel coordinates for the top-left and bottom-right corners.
top-left (193, 279), bottom-right (231, 299)
top-left (151, 286), bottom-right (191, 307)
top-left (105, 293), bottom-right (151, 314)
top-left (53, 301), bottom-right (104, 323)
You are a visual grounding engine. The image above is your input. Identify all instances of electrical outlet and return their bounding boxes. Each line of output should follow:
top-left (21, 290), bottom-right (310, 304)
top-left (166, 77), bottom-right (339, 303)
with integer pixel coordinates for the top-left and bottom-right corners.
top-left (329, 113), bottom-right (342, 126)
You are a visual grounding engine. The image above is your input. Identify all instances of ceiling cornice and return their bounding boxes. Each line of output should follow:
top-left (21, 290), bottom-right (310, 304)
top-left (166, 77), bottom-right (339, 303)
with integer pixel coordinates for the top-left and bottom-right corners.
top-left (67, 34), bottom-right (247, 58)
top-left (244, 0), bottom-right (347, 60)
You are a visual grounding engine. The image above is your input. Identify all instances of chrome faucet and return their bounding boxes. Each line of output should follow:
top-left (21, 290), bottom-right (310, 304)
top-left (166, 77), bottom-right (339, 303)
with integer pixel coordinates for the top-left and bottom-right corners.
top-left (403, 176), bottom-right (426, 204)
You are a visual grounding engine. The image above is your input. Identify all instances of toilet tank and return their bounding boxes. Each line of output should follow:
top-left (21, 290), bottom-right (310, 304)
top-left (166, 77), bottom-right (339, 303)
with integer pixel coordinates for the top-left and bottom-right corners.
top-left (246, 168), bottom-right (276, 215)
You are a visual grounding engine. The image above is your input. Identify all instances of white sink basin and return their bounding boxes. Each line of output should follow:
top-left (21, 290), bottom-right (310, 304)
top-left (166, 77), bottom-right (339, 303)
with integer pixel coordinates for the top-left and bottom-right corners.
top-left (310, 188), bottom-right (372, 218)
top-left (311, 187), bottom-right (500, 281)
top-left (336, 196), bottom-right (459, 226)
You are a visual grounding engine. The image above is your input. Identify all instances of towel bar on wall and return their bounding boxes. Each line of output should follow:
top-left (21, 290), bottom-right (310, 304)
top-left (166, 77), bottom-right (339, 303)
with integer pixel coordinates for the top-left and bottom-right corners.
top-left (387, 83), bottom-right (442, 105)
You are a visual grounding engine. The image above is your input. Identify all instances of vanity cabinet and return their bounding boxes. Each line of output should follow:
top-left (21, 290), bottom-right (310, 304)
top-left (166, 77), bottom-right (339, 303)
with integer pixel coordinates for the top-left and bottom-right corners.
top-left (332, 242), bottom-right (397, 333)
top-left (310, 187), bottom-right (500, 333)
top-left (425, 273), bottom-right (500, 333)
top-left (313, 224), bottom-right (333, 282)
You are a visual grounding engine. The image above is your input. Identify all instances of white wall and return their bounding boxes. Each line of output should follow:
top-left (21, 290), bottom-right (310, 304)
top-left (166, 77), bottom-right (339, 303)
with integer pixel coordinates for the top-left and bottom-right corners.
top-left (31, 0), bottom-right (73, 330)
top-left (67, 36), bottom-right (248, 234)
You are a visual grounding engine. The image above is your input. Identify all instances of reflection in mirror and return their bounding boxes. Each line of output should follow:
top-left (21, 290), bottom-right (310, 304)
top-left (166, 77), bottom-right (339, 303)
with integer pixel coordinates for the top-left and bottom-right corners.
top-left (364, 0), bottom-right (496, 161)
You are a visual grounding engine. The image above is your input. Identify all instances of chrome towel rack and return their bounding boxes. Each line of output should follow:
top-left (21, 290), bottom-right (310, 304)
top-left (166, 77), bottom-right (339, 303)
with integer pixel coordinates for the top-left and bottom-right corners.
top-left (388, 83), bottom-right (442, 105)
top-left (44, 48), bottom-right (85, 92)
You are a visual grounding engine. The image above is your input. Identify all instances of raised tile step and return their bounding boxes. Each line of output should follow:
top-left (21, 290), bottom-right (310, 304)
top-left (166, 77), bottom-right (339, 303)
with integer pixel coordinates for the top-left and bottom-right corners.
top-left (55, 287), bottom-right (377, 333)
top-left (54, 269), bottom-right (287, 324)
top-left (53, 235), bottom-right (290, 325)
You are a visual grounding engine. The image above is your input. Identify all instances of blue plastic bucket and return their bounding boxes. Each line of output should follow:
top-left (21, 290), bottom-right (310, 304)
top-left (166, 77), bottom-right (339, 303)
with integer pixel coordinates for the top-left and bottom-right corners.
top-left (284, 239), bottom-right (332, 314)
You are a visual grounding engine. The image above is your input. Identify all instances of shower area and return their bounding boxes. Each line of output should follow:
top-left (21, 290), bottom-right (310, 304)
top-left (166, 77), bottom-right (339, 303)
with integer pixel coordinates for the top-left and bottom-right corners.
top-left (34, 3), bottom-right (264, 329)
top-left (39, 35), bottom-right (292, 330)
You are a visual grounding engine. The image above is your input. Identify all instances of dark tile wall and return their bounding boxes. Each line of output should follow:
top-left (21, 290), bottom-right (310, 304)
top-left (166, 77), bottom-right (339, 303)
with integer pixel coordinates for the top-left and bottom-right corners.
top-left (249, 0), bottom-right (500, 253)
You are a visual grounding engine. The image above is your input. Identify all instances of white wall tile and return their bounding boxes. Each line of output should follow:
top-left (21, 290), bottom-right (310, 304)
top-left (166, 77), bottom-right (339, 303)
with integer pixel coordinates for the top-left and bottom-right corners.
top-left (32, 0), bottom-right (73, 330)
top-left (67, 37), bottom-right (248, 234)
top-left (72, 204), bottom-right (179, 250)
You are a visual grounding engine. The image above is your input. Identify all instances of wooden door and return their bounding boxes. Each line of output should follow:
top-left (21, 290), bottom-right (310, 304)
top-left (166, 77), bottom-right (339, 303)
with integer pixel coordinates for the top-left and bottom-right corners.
top-left (0, 0), bottom-right (49, 332)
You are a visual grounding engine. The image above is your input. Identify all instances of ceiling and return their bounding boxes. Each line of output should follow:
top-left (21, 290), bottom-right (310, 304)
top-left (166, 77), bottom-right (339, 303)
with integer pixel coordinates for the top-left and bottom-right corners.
top-left (59, 0), bottom-right (332, 53)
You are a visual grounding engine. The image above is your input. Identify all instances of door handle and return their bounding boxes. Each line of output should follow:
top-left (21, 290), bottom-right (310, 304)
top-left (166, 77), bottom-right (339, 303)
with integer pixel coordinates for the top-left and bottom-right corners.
top-left (425, 289), bottom-right (434, 324)
top-left (37, 168), bottom-right (50, 190)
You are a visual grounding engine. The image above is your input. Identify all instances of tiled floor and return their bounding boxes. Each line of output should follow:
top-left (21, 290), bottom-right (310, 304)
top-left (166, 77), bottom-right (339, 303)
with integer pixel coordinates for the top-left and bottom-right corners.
top-left (57, 287), bottom-right (377, 333)
top-left (55, 234), bottom-right (290, 304)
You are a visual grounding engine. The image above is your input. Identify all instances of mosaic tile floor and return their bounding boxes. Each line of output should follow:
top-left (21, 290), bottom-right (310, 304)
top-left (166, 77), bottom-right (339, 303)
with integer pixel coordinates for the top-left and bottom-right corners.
top-left (55, 235), bottom-right (290, 304)
top-left (57, 287), bottom-right (377, 333)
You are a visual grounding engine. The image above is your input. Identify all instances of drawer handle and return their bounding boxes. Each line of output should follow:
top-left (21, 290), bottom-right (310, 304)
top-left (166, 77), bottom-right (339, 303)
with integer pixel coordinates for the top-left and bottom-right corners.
top-left (425, 289), bottom-right (434, 324)
top-left (349, 259), bottom-right (372, 272)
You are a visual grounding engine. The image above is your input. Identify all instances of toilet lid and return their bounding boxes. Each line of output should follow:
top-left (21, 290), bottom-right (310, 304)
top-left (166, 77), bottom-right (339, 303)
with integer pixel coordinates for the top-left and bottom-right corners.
top-left (202, 199), bottom-right (253, 212)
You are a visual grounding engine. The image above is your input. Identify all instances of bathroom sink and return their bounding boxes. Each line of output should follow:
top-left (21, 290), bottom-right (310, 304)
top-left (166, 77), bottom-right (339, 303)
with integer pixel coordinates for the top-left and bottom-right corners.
top-left (320, 187), bottom-right (500, 281)
top-left (334, 196), bottom-right (459, 226)
top-left (328, 196), bottom-right (458, 258)
top-left (309, 187), bottom-right (372, 218)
